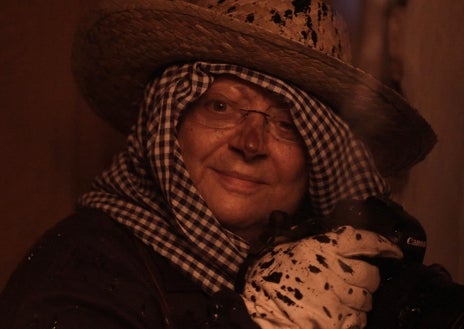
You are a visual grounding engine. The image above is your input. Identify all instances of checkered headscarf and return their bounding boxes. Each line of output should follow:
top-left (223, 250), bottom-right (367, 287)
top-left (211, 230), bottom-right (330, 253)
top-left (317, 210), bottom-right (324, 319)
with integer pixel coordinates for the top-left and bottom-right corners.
top-left (78, 62), bottom-right (388, 294)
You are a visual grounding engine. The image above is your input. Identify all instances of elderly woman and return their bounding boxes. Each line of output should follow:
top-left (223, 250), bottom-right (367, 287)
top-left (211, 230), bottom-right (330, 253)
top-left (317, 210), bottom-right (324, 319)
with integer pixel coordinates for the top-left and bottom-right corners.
top-left (0, 0), bottom-right (436, 328)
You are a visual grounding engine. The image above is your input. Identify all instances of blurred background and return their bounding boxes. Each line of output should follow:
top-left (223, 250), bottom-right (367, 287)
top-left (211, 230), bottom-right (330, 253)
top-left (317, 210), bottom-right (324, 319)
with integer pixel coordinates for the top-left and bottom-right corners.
top-left (1, 0), bottom-right (463, 290)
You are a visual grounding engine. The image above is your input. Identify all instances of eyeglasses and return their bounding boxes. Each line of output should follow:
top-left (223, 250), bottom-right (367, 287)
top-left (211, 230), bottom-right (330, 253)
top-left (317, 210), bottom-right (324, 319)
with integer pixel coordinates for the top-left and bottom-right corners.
top-left (188, 96), bottom-right (301, 143)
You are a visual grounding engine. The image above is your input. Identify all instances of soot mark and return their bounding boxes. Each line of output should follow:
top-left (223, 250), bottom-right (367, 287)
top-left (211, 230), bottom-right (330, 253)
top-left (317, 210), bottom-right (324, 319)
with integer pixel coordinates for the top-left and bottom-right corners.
top-left (338, 259), bottom-right (354, 274)
top-left (309, 265), bottom-right (321, 273)
top-left (259, 258), bottom-right (275, 269)
top-left (276, 291), bottom-right (295, 306)
top-left (316, 254), bottom-right (328, 268)
top-left (313, 234), bottom-right (330, 243)
top-left (323, 306), bottom-right (332, 318)
top-left (263, 272), bottom-right (283, 284)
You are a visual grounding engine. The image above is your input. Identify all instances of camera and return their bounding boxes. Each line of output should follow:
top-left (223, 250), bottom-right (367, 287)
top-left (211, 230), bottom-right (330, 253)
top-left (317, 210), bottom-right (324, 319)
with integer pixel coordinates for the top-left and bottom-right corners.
top-left (329, 197), bottom-right (464, 329)
top-left (242, 197), bottom-right (464, 328)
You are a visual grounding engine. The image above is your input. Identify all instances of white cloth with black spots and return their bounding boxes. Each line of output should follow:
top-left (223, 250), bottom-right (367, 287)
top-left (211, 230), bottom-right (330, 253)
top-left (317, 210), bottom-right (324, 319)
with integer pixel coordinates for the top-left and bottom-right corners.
top-left (242, 226), bottom-right (403, 329)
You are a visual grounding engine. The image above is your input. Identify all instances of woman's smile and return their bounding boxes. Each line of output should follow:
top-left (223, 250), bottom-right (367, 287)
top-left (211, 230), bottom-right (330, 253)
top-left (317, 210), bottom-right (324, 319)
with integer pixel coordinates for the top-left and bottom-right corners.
top-left (212, 168), bottom-right (268, 194)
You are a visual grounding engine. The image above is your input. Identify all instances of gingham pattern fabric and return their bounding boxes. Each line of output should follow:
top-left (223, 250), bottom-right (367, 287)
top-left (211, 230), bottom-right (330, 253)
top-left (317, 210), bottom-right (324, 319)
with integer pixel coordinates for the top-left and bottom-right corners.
top-left (78, 62), bottom-right (388, 294)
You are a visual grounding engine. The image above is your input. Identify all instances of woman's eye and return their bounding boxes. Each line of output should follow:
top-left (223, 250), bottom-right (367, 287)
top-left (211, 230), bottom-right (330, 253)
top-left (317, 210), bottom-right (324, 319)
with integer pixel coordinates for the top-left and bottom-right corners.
top-left (212, 100), bottom-right (227, 112)
top-left (276, 120), bottom-right (295, 131)
top-left (203, 98), bottom-right (231, 113)
top-left (275, 119), bottom-right (299, 138)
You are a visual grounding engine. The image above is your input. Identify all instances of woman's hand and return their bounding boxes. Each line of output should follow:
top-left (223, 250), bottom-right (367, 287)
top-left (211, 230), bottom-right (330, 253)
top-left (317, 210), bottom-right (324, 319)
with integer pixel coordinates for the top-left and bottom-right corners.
top-left (242, 226), bottom-right (403, 329)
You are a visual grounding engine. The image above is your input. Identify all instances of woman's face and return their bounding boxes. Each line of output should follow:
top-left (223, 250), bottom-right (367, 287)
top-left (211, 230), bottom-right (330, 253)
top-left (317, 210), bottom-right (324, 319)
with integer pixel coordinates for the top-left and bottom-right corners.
top-left (177, 76), bottom-right (308, 242)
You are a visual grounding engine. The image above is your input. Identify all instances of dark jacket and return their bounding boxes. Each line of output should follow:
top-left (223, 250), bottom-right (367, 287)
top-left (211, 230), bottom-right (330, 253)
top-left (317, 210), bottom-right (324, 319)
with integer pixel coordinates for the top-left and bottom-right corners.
top-left (0, 208), bottom-right (259, 329)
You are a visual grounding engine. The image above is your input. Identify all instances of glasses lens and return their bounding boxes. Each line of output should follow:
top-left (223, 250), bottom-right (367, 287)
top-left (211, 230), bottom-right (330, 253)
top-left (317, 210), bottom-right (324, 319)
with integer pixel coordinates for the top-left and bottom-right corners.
top-left (191, 98), bottom-right (242, 129)
top-left (189, 97), bottom-right (300, 143)
top-left (268, 116), bottom-right (300, 142)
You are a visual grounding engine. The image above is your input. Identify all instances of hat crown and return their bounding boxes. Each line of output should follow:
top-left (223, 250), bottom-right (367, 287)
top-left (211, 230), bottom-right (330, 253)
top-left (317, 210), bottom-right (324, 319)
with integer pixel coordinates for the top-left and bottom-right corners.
top-left (192, 0), bottom-right (351, 62)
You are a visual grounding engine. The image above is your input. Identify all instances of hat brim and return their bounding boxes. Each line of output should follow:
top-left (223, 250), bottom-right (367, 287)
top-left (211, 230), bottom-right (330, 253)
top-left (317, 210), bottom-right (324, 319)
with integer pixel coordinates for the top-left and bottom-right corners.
top-left (72, 0), bottom-right (436, 176)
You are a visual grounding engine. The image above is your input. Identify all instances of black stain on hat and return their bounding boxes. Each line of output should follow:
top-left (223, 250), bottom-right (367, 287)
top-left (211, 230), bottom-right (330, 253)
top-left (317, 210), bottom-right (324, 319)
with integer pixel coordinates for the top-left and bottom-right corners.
top-left (227, 6), bottom-right (237, 13)
top-left (246, 13), bottom-right (255, 23)
top-left (292, 0), bottom-right (311, 15)
top-left (306, 16), bottom-right (313, 29)
top-left (284, 9), bottom-right (293, 19)
top-left (321, 2), bottom-right (329, 17)
top-left (271, 11), bottom-right (284, 25)
top-left (311, 30), bottom-right (318, 46)
top-left (301, 31), bottom-right (309, 40)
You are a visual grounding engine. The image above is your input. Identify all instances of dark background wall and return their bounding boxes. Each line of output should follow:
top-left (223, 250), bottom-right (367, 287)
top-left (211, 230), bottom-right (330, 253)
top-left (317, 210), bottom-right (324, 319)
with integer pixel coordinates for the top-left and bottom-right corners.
top-left (389, 0), bottom-right (464, 283)
top-left (1, 0), bottom-right (462, 290)
top-left (0, 0), bottom-right (125, 289)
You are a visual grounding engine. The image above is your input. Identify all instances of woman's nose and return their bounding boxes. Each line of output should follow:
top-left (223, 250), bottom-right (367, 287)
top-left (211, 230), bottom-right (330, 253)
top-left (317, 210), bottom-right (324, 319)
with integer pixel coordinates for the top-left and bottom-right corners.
top-left (228, 113), bottom-right (268, 160)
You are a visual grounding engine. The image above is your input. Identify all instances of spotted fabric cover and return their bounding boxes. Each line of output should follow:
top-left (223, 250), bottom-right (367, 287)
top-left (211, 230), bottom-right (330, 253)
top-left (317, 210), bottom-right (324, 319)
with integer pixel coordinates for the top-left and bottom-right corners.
top-left (242, 226), bottom-right (403, 329)
top-left (78, 62), bottom-right (387, 294)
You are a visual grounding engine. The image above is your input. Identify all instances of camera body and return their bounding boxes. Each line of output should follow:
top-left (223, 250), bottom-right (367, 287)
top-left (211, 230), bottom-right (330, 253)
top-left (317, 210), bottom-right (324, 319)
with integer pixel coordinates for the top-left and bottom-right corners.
top-left (327, 197), bottom-right (464, 329)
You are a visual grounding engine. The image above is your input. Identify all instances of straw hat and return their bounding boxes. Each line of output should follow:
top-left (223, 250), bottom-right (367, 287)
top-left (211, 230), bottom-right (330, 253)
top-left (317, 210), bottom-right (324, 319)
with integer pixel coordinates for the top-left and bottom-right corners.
top-left (72, 0), bottom-right (436, 176)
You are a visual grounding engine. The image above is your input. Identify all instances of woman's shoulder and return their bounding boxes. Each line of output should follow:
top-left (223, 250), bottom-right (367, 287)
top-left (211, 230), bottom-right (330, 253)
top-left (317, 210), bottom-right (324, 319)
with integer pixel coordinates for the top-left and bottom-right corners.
top-left (3, 208), bottom-right (147, 288)
top-left (0, 209), bottom-right (259, 329)
top-left (0, 208), bottom-right (168, 328)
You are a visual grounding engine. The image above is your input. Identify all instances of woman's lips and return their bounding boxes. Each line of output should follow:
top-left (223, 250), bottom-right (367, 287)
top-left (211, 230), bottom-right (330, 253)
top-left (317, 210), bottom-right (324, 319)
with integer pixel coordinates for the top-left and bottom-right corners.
top-left (213, 169), bottom-right (267, 194)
